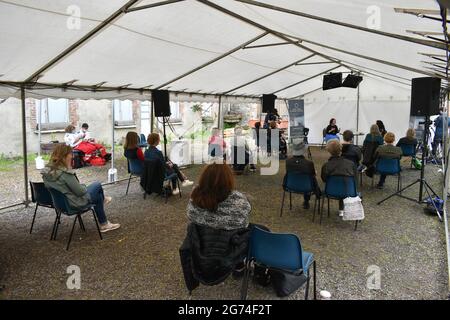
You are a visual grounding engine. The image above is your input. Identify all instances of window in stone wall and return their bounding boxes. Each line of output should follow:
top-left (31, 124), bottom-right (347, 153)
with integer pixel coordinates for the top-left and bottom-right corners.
top-left (36, 98), bottom-right (69, 130)
top-left (113, 99), bottom-right (135, 126)
top-left (169, 101), bottom-right (182, 123)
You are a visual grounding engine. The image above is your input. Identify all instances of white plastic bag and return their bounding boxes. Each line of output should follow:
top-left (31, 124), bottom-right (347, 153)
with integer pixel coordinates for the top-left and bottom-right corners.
top-left (343, 196), bottom-right (364, 221)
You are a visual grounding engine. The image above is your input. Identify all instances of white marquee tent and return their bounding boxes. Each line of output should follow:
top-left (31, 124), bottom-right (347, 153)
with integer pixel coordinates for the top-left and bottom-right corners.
top-left (0, 0), bottom-right (449, 293)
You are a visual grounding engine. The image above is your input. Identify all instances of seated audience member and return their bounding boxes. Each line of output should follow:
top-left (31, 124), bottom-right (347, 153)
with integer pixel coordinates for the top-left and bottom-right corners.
top-left (187, 163), bottom-right (251, 230)
top-left (374, 132), bottom-right (402, 189)
top-left (362, 124), bottom-right (384, 177)
top-left (64, 124), bottom-right (111, 165)
top-left (397, 128), bottom-right (418, 147)
top-left (208, 127), bottom-right (226, 160)
top-left (376, 120), bottom-right (387, 137)
top-left (124, 132), bottom-right (144, 168)
top-left (363, 124), bottom-right (384, 145)
top-left (286, 139), bottom-right (321, 209)
top-left (144, 133), bottom-right (193, 195)
top-left (325, 118), bottom-right (340, 142)
top-left (232, 126), bottom-right (256, 172)
top-left (41, 144), bottom-right (120, 233)
top-left (181, 163), bottom-right (255, 285)
top-left (321, 140), bottom-right (357, 216)
top-left (341, 130), bottom-right (362, 167)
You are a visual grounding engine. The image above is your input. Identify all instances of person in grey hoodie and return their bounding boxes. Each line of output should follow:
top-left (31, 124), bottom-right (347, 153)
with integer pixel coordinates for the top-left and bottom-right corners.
top-left (41, 144), bottom-right (120, 233)
top-left (187, 163), bottom-right (251, 230)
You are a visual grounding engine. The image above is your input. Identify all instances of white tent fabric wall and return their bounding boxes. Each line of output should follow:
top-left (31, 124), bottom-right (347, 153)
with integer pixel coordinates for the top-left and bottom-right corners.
top-left (304, 76), bottom-right (412, 145)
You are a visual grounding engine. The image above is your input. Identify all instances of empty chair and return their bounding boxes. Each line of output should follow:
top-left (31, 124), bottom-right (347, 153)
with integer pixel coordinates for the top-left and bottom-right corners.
top-left (47, 187), bottom-right (102, 250)
top-left (241, 227), bottom-right (316, 300)
top-left (398, 143), bottom-right (416, 168)
top-left (125, 158), bottom-right (144, 195)
top-left (29, 181), bottom-right (57, 237)
top-left (321, 175), bottom-right (360, 230)
top-left (280, 172), bottom-right (320, 217)
top-left (138, 133), bottom-right (148, 148)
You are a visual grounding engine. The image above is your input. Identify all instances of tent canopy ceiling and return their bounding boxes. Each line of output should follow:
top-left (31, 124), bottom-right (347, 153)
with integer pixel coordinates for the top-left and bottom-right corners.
top-left (0, 0), bottom-right (448, 99)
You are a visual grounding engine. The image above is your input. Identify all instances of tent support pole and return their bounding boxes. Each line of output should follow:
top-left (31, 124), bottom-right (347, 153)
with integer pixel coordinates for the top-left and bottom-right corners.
top-left (217, 95), bottom-right (222, 131)
top-left (126, 0), bottom-right (185, 13)
top-left (20, 86), bottom-right (29, 207)
top-left (197, 0), bottom-right (442, 80)
top-left (150, 99), bottom-right (155, 132)
top-left (444, 92), bottom-right (450, 297)
top-left (356, 84), bottom-right (360, 146)
top-left (155, 32), bottom-right (269, 90)
top-left (236, 0), bottom-right (448, 50)
top-left (223, 54), bottom-right (315, 95)
top-left (1, 81), bottom-right (259, 101)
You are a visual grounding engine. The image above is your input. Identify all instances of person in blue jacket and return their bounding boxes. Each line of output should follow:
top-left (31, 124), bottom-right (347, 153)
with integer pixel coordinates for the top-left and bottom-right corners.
top-left (144, 133), bottom-right (193, 195)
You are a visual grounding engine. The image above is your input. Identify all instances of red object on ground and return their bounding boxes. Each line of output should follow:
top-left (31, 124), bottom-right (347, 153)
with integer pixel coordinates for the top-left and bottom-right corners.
top-left (74, 141), bottom-right (108, 165)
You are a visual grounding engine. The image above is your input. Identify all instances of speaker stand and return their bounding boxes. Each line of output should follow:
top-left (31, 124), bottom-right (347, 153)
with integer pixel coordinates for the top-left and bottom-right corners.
top-left (162, 116), bottom-right (168, 161)
top-left (376, 116), bottom-right (442, 221)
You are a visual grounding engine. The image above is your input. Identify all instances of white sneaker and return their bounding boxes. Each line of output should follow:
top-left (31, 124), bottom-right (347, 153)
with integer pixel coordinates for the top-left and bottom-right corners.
top-left (100, 221), bottom-right (120, 233)
top-left (339, 210), bottom-right (344, 217)
top-left (104, 196), bottom-right (112, 205)
top-left (181, 180), bottom-right (194, 187)
top-left (172, 188), bottom-right (180, 195)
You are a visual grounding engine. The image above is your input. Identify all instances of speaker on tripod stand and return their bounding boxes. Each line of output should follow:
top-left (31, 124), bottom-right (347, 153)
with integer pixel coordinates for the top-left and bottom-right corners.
top-left (377, 77), bottom-right (443, 221)
top-left (152, 90), bottom-right (171, 160)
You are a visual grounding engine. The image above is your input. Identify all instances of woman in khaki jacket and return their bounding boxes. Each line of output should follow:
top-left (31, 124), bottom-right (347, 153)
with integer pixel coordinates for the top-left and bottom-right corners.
top-left (42, 144), bottom-right (120, 233)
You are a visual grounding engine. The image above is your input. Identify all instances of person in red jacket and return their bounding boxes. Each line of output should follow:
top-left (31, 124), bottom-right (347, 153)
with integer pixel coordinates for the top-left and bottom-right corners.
top-left (124, 131), bottom-right (145, 160)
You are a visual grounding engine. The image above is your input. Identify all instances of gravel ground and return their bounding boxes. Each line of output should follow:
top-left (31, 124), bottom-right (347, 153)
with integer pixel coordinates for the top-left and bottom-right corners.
top-left (0, 147), bottom-right (448, 300)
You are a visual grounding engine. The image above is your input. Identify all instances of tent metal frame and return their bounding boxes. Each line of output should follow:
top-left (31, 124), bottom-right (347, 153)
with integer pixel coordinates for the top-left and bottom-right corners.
top-left (236, 0), bottom-right (449, 50)
top-left (154, 32), bottom-right (269, 90)
top-left (223, 53), bottom-right (316, 94)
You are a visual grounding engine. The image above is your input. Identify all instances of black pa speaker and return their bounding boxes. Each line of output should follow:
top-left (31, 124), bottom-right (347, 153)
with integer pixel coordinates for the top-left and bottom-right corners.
top-left (262, 94), bottom-right (277, 113)
top-left (410, 77), bottom-right (441, 116)
top-left (342, 74), bottom-right (363, 88)
top-left (152, 90), bottom-right (171, 117)
top-left (323, 73), bottom-right (342, 90)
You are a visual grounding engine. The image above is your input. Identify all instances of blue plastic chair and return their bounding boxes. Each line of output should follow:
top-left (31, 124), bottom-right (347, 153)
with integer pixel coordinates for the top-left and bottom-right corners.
top-left (398, 144), bottom-right (416, 168)
top-left (321, 175), bottom-right (360, 230)
top-left (47, 187), bottom-right (102, 250)
top-left (138, 134), bottom-right (148, 148)
top-left (240, 227), bottom-right (316, 300)
top-left (125, 158), bottom-right (144, 195)
top-left (372, 158), bottom-right (401, 191)
top-left (29, 182), bottom-right (58, 237)
top-left (280, 172), bottom-right (320, 218)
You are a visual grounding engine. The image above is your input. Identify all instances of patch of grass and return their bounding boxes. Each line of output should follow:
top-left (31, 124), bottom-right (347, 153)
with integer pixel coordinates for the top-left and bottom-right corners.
top-left (0, 154), bottom-right (51, 172)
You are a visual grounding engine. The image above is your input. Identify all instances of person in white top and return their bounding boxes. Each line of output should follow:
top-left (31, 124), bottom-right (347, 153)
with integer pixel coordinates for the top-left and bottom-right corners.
top-left (79, 123), bottom-right (94, 142)
top-left (64, 124), bottom-right (85, 148)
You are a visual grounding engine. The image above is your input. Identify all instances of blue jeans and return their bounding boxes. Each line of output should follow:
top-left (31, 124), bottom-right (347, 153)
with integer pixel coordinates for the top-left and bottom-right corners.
top-left (378, 175), bottom-right (387, 186)
top-left (87, 182), bottom-right (107, 224)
